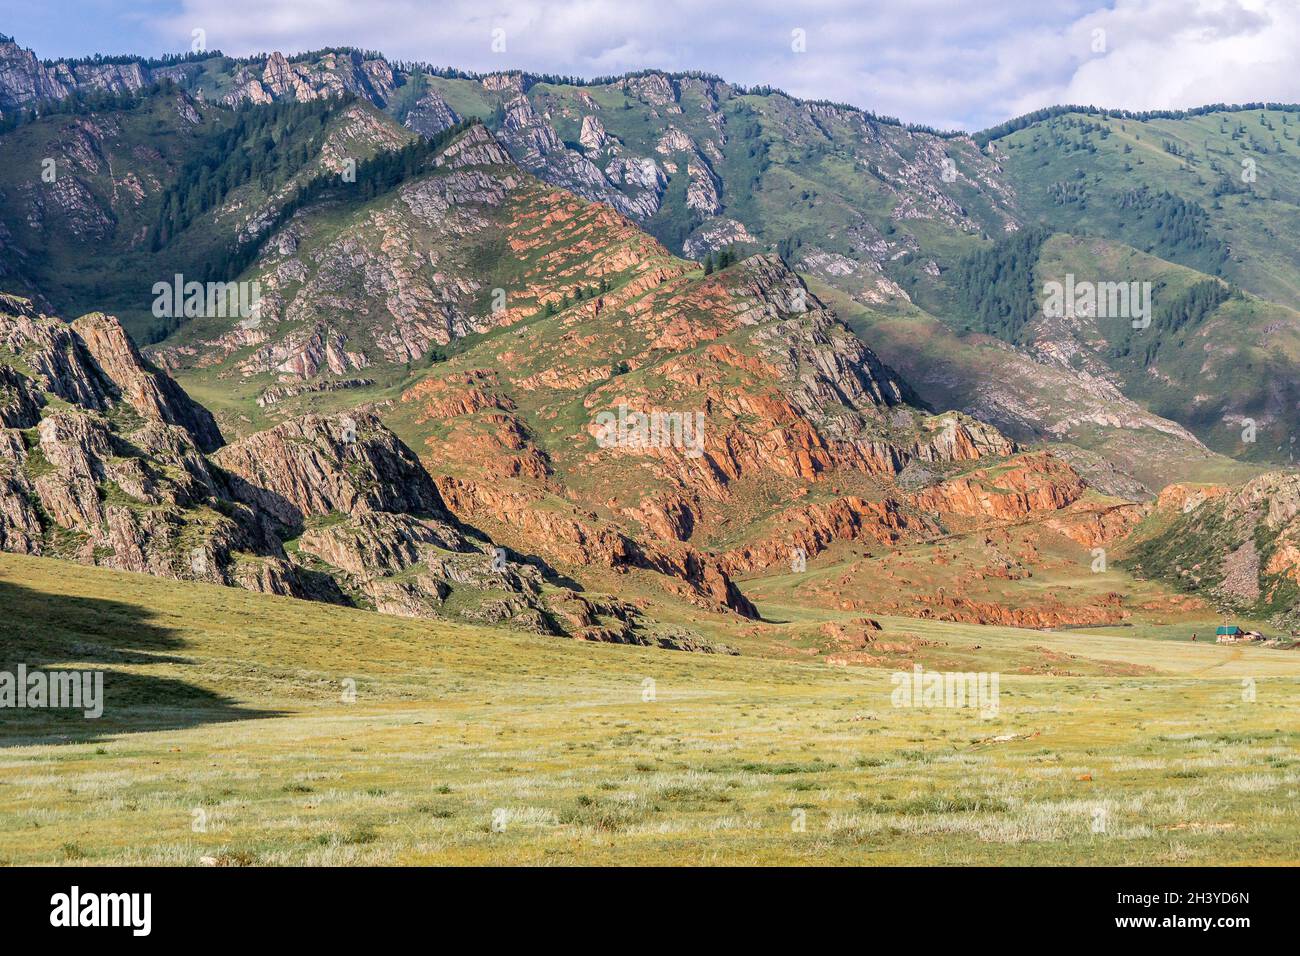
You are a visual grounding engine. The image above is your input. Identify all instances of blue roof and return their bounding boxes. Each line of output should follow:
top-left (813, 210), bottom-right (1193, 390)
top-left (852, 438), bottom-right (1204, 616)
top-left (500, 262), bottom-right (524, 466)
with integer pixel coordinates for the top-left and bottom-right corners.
top-left (1215, 626), bottom-right (1242, 635)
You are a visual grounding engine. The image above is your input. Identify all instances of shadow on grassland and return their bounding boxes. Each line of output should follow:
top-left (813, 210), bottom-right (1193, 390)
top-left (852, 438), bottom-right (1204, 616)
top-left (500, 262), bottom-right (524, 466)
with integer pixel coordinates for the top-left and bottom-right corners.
top-left (0, 575), bottom-right (281, 746)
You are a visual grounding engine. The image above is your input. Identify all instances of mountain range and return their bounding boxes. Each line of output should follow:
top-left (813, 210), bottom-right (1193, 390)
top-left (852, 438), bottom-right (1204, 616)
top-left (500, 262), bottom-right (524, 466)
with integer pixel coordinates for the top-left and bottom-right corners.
top-left (2, 35), bottom-right (1299, 646)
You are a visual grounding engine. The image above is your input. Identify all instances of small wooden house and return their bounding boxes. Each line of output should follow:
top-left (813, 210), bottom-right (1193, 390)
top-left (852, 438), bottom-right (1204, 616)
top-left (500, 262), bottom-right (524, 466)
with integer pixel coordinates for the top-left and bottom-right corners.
top-left (1215, 626), bottom-right (1256, 644)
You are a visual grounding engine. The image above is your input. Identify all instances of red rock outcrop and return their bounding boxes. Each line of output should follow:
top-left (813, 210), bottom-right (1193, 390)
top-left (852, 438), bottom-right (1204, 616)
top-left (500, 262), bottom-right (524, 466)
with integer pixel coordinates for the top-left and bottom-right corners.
top-left (433, 474), bottom-right (757, 618)
top-left (722, 497), bottom-right (934, 574)
top-left (909, 453), bottom-right (1085, 519)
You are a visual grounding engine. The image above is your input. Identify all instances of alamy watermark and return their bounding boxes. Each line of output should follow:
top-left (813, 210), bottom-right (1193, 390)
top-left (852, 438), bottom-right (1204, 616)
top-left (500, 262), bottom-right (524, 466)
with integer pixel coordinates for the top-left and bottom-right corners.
top-left (594, 404), bottom-right (705, 459)
top-left (152, 274), bottom-right (261, 323)
top-left (891, 664), bottom-right (999, 719)
top-left (0, 665), bottom-right (104, 718)
top-left (1043, 274), bottom-right (1151, 329)
top-left (50, 886), bottom-right (150, 936)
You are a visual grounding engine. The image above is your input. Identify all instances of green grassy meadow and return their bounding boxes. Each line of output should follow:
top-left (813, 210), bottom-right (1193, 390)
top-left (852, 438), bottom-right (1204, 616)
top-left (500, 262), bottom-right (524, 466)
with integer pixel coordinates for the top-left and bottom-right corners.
top-left (1, 552), bottom-right (1297, 866)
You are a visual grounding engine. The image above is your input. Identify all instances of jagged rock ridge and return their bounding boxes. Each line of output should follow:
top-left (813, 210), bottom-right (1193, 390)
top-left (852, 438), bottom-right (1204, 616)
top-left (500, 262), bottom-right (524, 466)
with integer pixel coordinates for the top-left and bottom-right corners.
top-left (0, 295), bottom-right (750, 645)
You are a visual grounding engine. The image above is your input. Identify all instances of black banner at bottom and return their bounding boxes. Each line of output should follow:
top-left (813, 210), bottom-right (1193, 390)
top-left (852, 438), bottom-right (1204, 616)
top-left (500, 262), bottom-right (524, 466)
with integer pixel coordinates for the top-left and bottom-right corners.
top-left (0, 865), bottom-right (1282, 940)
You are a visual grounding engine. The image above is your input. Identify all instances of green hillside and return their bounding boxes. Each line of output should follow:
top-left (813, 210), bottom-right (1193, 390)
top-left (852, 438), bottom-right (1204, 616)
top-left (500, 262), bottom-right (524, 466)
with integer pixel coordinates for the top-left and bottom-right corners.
top-left (0, 85), bottom-right (414, 341)
top-left (993, 106), bottom-right (1300, 307)
top-left (941, 228), bottom-right (1300, 462)
top-left (819, 278), bottom-right (1262, 494)
top-left (1119, 473), bottom-right (1300, 626)
top-left (420, 71), bottom-right (1017, 287)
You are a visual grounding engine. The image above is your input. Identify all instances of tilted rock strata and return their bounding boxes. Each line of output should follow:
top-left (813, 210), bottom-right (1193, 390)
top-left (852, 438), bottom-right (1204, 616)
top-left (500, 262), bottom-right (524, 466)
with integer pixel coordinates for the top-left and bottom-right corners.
top-left (0, 297), bottom-right (736, 644)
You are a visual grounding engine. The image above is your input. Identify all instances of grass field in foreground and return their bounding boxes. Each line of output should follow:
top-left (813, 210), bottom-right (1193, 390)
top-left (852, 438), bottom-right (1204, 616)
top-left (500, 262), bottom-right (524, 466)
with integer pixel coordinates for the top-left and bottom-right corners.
top-left (1, 552), bottom-right (1298, 865)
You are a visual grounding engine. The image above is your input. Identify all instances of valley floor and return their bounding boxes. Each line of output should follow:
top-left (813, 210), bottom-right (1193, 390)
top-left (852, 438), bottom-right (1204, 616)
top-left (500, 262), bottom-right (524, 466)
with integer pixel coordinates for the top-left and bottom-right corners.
top-left (1, 552), bottom-right (1297, 866)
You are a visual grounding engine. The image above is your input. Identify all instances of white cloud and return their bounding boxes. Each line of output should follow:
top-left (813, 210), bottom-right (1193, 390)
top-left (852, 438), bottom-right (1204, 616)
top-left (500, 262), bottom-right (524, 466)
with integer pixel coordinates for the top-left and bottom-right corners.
top-left (141, 0), bottom-right (1300, 130)
top-left (1050, 0), bottom-right (1299, 112)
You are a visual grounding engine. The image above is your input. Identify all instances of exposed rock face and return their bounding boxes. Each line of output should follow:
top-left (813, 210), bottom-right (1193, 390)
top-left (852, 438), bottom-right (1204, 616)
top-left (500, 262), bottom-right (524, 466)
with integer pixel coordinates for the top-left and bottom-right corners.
top-left (494, 94), bottom-right (647, 219)
top-left (910, 453), bottom-right (1083, 519)
top-left (685, 158), bottom-right (721, 214)
top-left (261, 52), bottom-right (313, 101)
top-left (722, 496), bottom-right (935, 575)
top-left (602, 155), bottom-right (667, 217)
top-left (0, 297), bottom-right (222, 451)
top-left (482, 72), bottom-right (529, 94)
top-left (624, 73), bottom-right (679, 109)
top-left (0, 363), bottom-right (41, 428)
top-left (0, 42), bottom-right (398, 113)
top-left (1122, 472), bottom-right (1300, 625)
top-left (1045, 502), bottom-right (1144, 548)
top-left (579, 114), bottom-right (610, 152)
top-left (0, 430), bottom-right (42, 552)
top-left (913, 415), bottom-right (1015, 463)
top-left (683, 218), bottom-right (756, 259)
top-left (0, 39), bottom-right (72, 111)
top-left (130, 120), bottom-right (762, 628)
top-left (432, 475), bottom-right (757, 619)
top-left (655, 127), bottom-right (695, 155)
top-left (299, 510), bottom-right (463, 577)
top-left (212, 411), bottom-right (570, 629)
top-left (0, 296), bottom-right (735, 647)
top-left (404, 89), bottom-right (460, 138)
top-left (0, 39), bottom-right (147, 111)
top-left (215, 412), bottom-right (446, 526)
top-left (0, 298), bottom-right (277, 585)
top-left (720, 452), bottom-right (1087, 575)
top-left (257, 378), bottom-right (374, 407)
top-left (224, 50), bottom-right (397, 108)
top-left (435, 123), bottom-right (513, 169)
top-left (70, 312), bottom-right (223, 452)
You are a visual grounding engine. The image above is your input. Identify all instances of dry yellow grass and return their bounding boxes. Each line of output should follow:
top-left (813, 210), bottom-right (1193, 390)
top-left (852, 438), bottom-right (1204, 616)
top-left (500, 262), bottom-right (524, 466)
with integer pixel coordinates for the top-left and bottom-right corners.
top-left (1, 552), bottom-right (1298, 865)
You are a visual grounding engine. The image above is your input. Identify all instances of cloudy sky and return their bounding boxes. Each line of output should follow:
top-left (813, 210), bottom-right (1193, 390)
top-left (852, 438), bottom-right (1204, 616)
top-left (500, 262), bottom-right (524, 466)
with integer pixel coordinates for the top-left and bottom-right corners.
top-left (9, 0), bottom-right (1300, 130)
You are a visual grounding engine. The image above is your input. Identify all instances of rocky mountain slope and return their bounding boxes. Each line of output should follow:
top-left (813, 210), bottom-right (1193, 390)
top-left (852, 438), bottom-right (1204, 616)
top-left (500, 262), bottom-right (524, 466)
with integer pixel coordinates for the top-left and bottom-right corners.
top-left (819, 280), bottom-right (1250, 498)
top-left (144, 119), bottom-right (1156, 634)
top-left (0, 41), bottom-right (1015, 288)
top-left (939, 227), bottom-right (1300, 465)
top-left (0, 71), bottom-right (415, 341)
top-left (1, 37), bottom-right (1298, 640)
top-left (0, 39), bottom-right (150, 112)
top-left (13, 42), bottom-right (1288, 309)
top-left (0, 292), bottom-right (746, 646)
top-left (2, 37), bottom-right (1295, 485)
top-left (1121, 474), bottom-right (1300, 626)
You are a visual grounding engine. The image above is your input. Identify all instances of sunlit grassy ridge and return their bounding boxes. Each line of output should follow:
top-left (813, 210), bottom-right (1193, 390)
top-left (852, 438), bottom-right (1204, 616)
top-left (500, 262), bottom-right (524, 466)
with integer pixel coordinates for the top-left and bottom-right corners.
top-left (997, 107), bottom-right (1300, 306)
top-left (2, 552), bottom-right (1297, 866)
